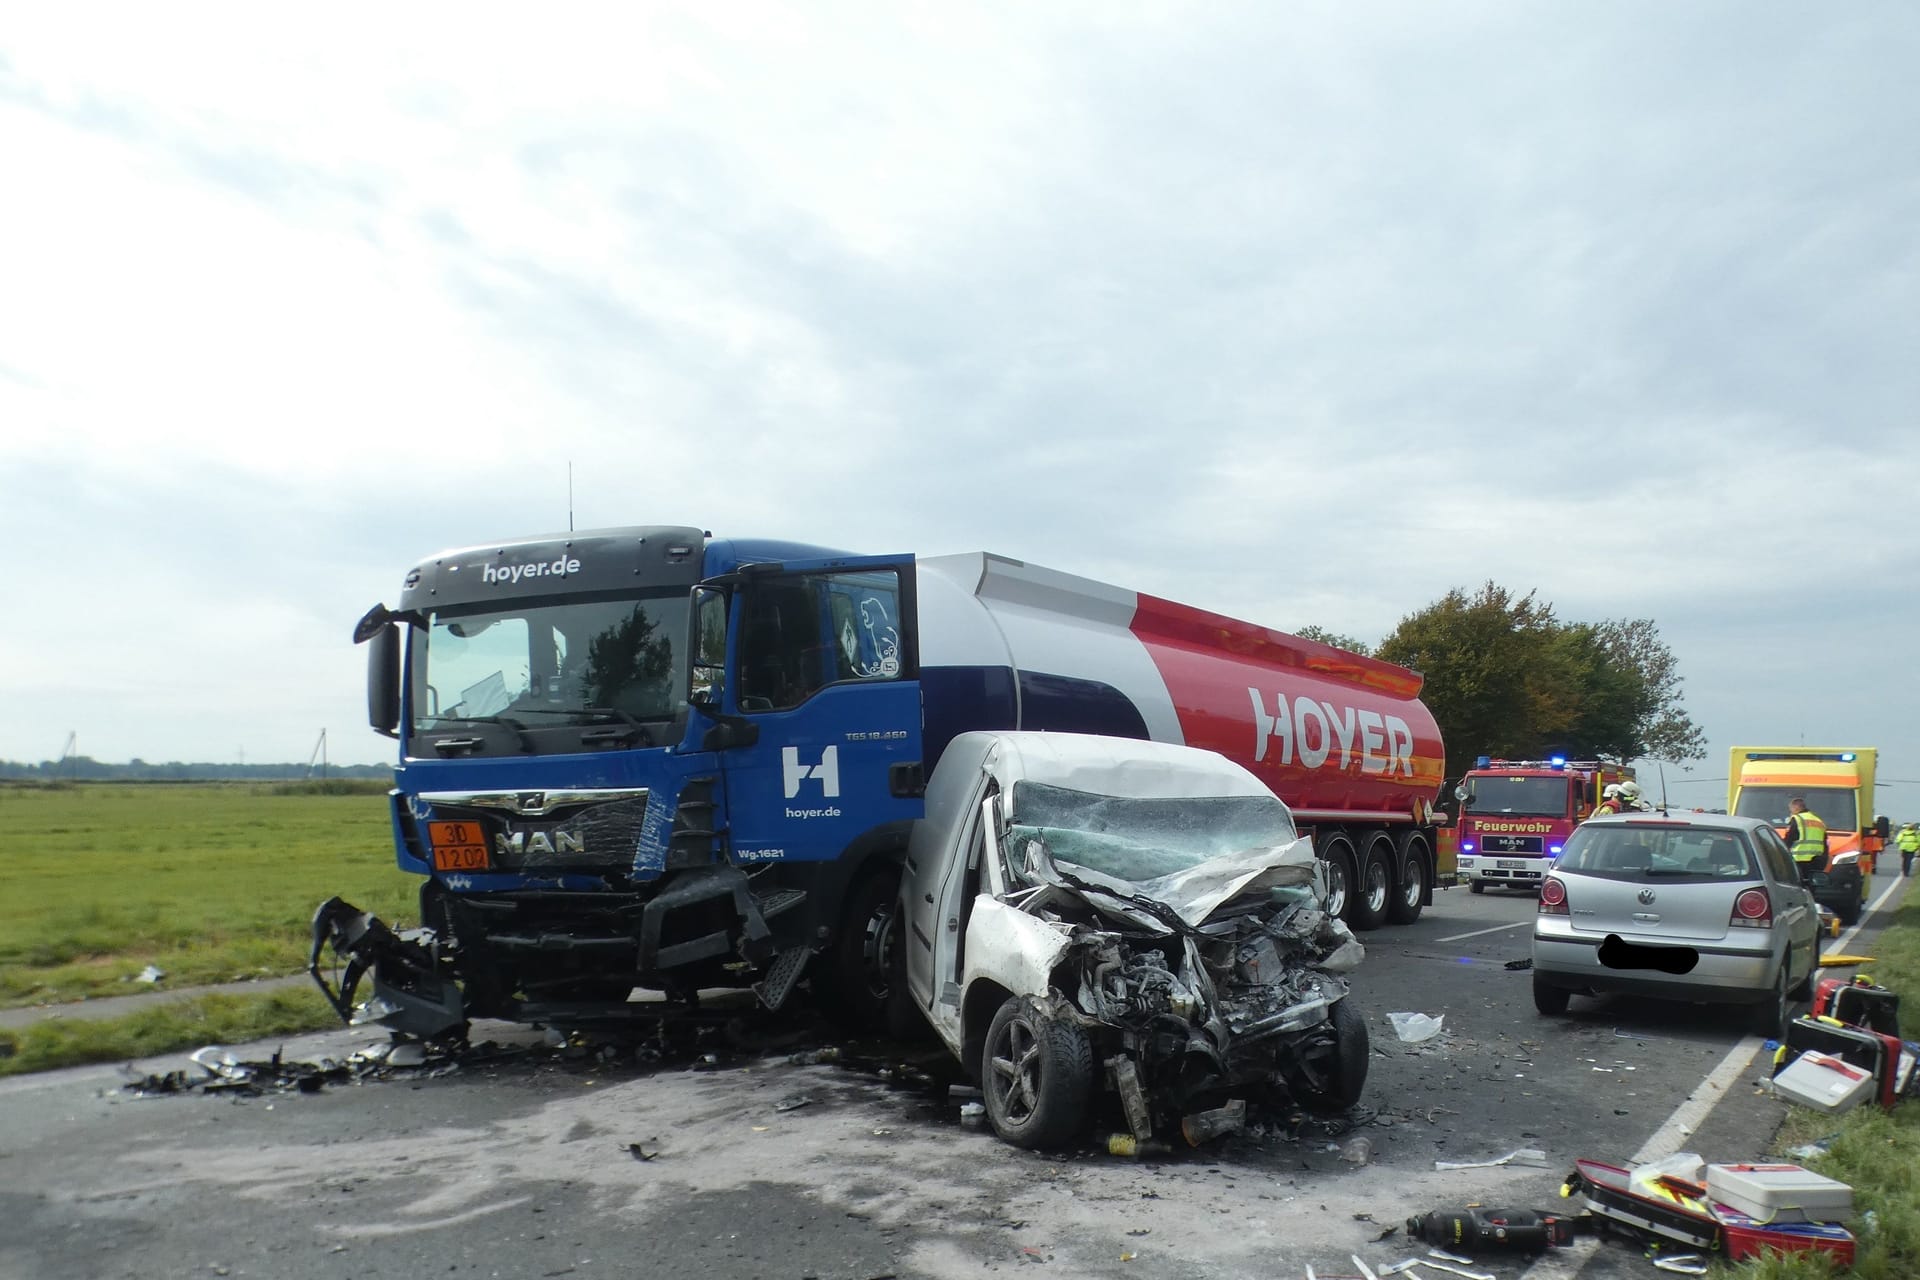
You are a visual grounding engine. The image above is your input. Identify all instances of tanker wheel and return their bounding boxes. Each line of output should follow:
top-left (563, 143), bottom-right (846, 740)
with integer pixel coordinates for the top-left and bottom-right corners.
top-left (1318, 832), bottom-right (1358, 922)
top-left (1387, 831), bottom-right (1431, 925)
top-left (1348, 830), bottom-right (1394, 931)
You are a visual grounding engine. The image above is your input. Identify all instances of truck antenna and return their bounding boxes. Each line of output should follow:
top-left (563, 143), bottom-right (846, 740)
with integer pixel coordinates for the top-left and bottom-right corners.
top-left (1658, 761), bottom-right (1669, 814)
top-left (568, 461), bottom-right (574, 532)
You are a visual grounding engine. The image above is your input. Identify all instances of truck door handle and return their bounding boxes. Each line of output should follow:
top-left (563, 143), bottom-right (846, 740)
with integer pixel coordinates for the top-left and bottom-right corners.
top-left (946, 917), bottom-right (959, 933)
top-left (924, 893), bottom-right (934, 903)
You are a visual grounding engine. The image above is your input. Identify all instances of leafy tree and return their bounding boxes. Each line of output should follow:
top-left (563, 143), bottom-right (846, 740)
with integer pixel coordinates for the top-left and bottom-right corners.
top-left (1375, 583), bottom-right (1560, 778)
top-left (1293, 625), bottom-right (1373, 657)
top-left (1375, 583), bottom-right (1704, 777)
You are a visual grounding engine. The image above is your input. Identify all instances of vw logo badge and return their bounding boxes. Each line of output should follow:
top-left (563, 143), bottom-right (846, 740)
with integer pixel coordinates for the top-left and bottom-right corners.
top-left (1637, 888), bottom-right (1656, 905)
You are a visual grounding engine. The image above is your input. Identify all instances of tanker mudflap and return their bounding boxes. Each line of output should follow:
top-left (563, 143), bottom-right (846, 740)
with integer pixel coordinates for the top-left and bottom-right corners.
top-left (309, 896), bottom-right (467, 1042)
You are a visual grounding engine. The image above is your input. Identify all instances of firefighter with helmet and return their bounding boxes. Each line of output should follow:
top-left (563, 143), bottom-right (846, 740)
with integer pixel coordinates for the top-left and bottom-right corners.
top-left (1592, 784), bottom-right (1626, 818)
top-left (1617, 780), bottom-right (1650, 812)
top-left (1896, 820), bottom-right (1919, 878)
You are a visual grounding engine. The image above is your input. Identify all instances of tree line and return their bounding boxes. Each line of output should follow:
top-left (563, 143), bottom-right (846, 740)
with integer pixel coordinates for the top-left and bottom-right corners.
top-left (1299, 581), bottom-right (1705, 781)
top-left (0, 758), bottom-right (390, 782)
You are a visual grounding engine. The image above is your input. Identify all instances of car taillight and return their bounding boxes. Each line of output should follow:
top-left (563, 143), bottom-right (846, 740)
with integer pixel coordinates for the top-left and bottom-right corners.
top-left (1730, 888), bottom-right (1773, 928)
top-left (1539, 877), bottom-right (1568, 915)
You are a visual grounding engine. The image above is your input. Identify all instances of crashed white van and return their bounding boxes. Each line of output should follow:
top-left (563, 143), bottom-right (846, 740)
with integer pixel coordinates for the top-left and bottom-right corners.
top-left (892, 731), bottom-right (1369, 1149)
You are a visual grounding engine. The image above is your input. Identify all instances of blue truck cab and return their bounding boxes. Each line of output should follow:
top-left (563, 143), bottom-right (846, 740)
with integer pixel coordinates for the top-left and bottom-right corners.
top-left (316, 525), bottom-right (925, 1037)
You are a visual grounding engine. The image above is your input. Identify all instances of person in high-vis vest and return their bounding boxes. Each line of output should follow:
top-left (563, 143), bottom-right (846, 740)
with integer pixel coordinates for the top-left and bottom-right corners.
top-left (1785, 796), bottom-right (1829, 872)
top-left (1896, 821), bottom-right (1919, 878)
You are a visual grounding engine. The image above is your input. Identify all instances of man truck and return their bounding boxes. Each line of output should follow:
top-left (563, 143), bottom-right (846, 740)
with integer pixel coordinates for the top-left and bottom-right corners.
top-left (312, 526), bottom-right (1445, 1041)
top-left (1452, 757), bottom-right (1633, 893)
top-left (1728, 747), bottom-right (1885, 925)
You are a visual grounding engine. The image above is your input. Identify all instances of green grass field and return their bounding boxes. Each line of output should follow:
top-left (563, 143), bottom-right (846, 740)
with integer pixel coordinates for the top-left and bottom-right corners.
top-left (0, 780), bottom-right (417, 1006)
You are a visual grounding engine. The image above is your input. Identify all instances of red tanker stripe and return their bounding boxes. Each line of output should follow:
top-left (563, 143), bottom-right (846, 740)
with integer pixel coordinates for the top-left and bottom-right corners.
top-left (1130, 593), bottom-right (1425, 700)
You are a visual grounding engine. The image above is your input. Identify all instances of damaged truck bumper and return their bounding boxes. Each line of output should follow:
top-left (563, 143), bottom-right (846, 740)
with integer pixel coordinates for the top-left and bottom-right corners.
top-left (308, 864), bottom-right (819, 1040)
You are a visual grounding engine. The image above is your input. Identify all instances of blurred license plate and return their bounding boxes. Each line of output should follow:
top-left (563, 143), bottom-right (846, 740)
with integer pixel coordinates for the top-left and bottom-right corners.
top-left (1497, 859), bottom-right (1527, 869)
top-left (429, 820), bottom-right (489, 872)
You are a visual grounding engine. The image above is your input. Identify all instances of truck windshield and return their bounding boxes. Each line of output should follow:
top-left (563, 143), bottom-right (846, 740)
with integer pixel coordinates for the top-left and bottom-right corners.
top-left (1459, 776), bottom-right (1569, 818)
top-left (1006, 781), bottom-right (1297, 883)
top-left (411, 593), bottom-right (691, 735)
top-left (1733, 786), bottom-right (1859, 833)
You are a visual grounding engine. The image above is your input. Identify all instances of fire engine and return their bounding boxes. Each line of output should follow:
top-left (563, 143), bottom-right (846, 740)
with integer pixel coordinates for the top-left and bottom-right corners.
top-left (1453, 756), bottom-right (1632, 893)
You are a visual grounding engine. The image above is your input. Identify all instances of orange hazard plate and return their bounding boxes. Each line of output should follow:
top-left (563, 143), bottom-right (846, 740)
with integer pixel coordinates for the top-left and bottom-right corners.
top-left (428, 820), bottom-right (490, 871)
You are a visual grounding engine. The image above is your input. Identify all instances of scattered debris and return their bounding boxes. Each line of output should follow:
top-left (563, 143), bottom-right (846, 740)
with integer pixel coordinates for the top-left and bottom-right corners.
top-left (773, 1095), bottom-right (814, 1113)
top-left (1387, 1012), bottom-right (1444, 1043)
top-left (1407, 1206), bottom-right (1577, 1252)
top-left (960, 1101), bottom-right (987, 1130)
top-left (626, 1143), bottom-right (658, 1161)
top-left (1432, 1147), bottom-right (1547, 1171)
top-left (1502, 958), bottom-right (1532, 971)
top-left (134, 965), bottom-right (166, 985)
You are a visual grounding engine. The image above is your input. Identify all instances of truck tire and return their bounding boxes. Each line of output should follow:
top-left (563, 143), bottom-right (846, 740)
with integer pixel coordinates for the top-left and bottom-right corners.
top-left (1387, 831), bottom-right (1430, 925)
top-left (817, 866), bottom-right (902, 1033)
top-left (1285, 997), bottom-right (1369, 1113)
top-left (981, 996), bottom-right (1093, 1149)
top-left (1468, 880), bottom-right (1486, 895)
top-left (1318, 832), bottom-right (1358, 923)
top-left (1348, 831), bottom-right (1394, 931)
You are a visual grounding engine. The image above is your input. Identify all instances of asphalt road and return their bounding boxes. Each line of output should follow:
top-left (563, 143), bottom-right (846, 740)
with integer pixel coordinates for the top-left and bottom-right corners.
top-left (1, 864), bottom-right (1907, 1280)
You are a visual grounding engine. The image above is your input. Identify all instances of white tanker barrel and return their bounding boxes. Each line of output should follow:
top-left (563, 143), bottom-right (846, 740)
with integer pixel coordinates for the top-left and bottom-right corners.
top-left (915, 553), bottom-right (1445, 821)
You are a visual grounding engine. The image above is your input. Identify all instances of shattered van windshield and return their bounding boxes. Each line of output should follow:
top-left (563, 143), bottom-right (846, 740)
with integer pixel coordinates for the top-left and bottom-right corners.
top-left (412, 593), bottom-right (691, 734)
top-left (1006, 781), bottom-right (1297, 883)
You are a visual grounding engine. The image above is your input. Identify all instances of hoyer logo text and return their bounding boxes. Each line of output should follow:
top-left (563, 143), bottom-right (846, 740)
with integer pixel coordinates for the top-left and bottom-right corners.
top-left (1247, 689), bottom-right (1416, 777)
top-left (1471, 821), bottom-right (1556, 834)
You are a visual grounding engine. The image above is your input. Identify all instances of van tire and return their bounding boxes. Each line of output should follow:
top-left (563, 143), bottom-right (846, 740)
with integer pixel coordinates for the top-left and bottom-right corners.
top-left (1286, 997), bottom-right (1370, 1113)
top-left (981, 997), bottom-right (1093, 1149)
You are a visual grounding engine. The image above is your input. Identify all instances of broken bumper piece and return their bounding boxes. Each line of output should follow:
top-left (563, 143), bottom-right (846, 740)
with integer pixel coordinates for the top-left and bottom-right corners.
top-left (309, 897), bottom-right (467, 1041)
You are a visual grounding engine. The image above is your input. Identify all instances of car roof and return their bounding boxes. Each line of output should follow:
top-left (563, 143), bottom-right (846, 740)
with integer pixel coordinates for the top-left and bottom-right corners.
top-left (1579, 811), bottom-right (1774, 834)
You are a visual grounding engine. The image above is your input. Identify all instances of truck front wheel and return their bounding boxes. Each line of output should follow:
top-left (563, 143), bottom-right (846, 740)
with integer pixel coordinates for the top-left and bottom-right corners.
top-left (981, 997), bottom-right (1093, 1149)
top-left (816, 867), bottom-right (901, 1032)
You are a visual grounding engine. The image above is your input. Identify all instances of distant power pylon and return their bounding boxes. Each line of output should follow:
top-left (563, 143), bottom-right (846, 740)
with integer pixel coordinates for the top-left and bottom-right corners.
top-left (58, 731), bottom-right (77, 781)
top-left (305, 729), bottom-right (328, 781)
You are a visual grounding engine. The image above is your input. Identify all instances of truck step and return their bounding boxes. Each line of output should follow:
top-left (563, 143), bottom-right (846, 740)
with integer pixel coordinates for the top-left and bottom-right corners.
top-left (752, 946), bottom-right (811, 1011)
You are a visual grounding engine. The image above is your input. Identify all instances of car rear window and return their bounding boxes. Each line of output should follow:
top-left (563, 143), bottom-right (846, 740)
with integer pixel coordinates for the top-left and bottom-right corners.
top-left (1555, 825), bottom-right (1757, 882)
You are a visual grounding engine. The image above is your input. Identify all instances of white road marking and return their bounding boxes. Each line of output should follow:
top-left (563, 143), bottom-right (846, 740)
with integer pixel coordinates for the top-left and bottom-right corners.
top-left (1436, 921), bottom-right (1530, 943)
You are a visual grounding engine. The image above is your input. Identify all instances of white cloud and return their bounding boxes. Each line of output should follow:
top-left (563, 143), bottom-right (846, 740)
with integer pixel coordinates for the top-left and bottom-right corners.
top-left (1, 2), bottom-right (1916, 774)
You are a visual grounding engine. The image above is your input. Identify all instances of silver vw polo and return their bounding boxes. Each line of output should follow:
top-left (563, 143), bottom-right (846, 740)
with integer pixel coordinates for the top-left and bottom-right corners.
top-left (1531, 812), bottom-right (1820, 1037)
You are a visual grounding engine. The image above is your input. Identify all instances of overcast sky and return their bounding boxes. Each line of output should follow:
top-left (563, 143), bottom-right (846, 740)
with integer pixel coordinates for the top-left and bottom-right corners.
top-left (3, 4), bottom-right (1915, 810)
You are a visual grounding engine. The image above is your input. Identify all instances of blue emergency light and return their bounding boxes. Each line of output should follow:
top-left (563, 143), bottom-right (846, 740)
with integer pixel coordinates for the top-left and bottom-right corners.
top-left (1475, 756), bottom-right (1491, 769)
top-left (1550, 756), bottom-right (1567, 769)
top-left (1461, 841), bottom-right (1476, 853)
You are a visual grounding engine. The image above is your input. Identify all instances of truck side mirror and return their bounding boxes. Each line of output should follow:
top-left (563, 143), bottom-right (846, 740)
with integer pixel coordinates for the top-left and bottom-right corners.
top-left (366, 623), bottom-right (400, 738)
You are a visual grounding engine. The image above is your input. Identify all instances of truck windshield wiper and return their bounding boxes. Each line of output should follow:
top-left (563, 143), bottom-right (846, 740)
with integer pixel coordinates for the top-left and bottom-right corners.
top-left (428, 715), bottom-right (535, 752)
top-left (508, 705), bottom-right (657, 746)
